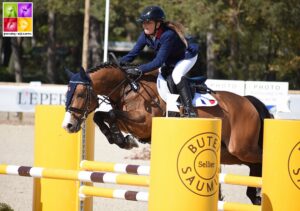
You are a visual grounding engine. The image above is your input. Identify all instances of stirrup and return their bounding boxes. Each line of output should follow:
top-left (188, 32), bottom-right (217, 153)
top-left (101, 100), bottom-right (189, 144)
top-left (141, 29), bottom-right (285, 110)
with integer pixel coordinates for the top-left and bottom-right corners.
top-left (180, 106), bottom-right (197, 118)
top-left (186, 109), bottom-right (197, 118)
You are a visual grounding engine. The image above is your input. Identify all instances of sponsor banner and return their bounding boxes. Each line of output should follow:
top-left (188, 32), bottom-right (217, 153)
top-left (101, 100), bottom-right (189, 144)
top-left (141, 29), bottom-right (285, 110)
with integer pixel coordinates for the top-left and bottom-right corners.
top-left (0, 83), bottom-right (66, 112)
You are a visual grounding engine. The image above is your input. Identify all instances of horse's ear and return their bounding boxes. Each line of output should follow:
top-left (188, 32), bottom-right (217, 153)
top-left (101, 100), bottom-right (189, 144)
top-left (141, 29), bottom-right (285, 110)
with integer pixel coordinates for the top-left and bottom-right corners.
top-left (79, 66), bottom-right (90, 82)
top-left (64, 67), bottom-right (74, 79)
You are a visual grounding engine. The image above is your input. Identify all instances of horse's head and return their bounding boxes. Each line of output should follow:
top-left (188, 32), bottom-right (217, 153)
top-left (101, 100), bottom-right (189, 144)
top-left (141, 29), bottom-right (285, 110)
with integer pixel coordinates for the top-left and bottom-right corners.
top-left (62, 67), bottom-right (99, 133)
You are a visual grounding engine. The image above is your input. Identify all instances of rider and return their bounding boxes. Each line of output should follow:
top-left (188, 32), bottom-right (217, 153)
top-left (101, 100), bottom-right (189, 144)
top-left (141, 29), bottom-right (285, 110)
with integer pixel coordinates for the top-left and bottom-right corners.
top-left (119, 5), bottom-right (199, 117)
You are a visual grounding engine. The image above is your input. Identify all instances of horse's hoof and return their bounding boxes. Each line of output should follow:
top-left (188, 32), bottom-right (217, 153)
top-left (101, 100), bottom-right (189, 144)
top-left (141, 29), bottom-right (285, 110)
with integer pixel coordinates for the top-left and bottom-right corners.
top-left (123, 135), bottom-right (139, 150)
top-left (252, 197), bottom-right (261, 205)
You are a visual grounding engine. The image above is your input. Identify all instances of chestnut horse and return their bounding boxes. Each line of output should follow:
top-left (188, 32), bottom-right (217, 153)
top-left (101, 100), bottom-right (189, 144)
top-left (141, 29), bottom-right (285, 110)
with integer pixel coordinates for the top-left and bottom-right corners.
top-left (62, 63), bottom-right (272, 205)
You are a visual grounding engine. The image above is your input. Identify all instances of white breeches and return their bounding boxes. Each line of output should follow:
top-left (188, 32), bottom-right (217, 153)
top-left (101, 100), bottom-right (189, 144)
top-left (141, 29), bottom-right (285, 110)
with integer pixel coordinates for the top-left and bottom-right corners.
top-left (171, 55), bottom-right (198, 85)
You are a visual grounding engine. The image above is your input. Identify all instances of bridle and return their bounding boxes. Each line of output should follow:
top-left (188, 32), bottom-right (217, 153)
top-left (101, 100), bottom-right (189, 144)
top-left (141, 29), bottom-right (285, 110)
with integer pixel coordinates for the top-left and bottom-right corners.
top-left (67, 80), bottom-right (99, 123)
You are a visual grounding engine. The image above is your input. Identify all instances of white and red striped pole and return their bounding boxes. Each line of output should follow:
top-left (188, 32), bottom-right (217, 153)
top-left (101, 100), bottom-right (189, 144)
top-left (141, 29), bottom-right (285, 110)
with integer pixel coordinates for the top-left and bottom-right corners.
top-left (0, 164), bottom-right (149, 187)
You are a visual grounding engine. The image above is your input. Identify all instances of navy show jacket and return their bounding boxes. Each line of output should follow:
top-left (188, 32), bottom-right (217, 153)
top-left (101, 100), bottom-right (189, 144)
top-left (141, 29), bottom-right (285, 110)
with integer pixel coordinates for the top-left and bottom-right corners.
top-left (120, 26), bottom-right (199, 73)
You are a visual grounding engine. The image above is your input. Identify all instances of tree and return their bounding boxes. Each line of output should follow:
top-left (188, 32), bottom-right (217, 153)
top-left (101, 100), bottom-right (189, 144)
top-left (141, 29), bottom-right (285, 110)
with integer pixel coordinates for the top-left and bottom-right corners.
top-left (10, 37), bottom-right (23, 82)
top-left (47, 9), bottom-right (56, 83)
top-left (0, 0), bottom-right (299, 89)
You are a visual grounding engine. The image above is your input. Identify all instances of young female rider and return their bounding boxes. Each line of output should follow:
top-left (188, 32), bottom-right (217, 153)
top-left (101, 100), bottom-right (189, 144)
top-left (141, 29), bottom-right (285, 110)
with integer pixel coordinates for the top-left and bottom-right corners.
top-left (120, 6), bottom-right (199, 117)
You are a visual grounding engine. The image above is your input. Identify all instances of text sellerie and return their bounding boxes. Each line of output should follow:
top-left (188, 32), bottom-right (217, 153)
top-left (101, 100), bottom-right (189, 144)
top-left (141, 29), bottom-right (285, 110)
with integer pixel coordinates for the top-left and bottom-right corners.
top-left (198, 161), bottom-right (215, 168)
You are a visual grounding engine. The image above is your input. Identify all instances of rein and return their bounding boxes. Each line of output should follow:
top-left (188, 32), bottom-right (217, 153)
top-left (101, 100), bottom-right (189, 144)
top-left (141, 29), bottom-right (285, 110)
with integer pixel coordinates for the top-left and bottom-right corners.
top-left (130, 81), bottom-right (165, 115)
top-left (98, 78), bottom-right (128, 107)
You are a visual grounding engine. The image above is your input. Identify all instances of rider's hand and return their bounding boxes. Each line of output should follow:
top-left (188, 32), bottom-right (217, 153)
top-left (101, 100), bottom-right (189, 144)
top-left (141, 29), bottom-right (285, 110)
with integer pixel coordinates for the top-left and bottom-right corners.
top-left (119, 61), bottom-right (130, 66)
top-left (126, 67), bottom-right (142, 77)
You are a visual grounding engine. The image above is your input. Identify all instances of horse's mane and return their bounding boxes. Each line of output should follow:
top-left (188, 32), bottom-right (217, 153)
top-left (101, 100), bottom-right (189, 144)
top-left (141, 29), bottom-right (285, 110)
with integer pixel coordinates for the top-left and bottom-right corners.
top-left (87, 62), bottom-right (119, 73)
top-left (87, 62), bottom-right (141, 74)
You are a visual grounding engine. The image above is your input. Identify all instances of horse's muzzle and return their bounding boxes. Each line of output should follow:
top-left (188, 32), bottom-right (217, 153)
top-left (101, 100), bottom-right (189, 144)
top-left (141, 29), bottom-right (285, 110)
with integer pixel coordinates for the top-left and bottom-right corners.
top-left (62, 111), bottom-right (81, 133)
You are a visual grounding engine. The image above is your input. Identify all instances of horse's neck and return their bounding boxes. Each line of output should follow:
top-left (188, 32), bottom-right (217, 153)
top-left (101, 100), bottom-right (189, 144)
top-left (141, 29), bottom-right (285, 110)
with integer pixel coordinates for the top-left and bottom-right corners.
top-left (89, 68), bottom-right (126, 100)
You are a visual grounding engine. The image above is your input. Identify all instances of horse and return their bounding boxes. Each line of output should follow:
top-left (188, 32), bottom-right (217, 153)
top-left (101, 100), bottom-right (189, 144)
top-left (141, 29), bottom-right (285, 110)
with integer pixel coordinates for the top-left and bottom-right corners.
top-left (62, 62), bottom-right (273, 205)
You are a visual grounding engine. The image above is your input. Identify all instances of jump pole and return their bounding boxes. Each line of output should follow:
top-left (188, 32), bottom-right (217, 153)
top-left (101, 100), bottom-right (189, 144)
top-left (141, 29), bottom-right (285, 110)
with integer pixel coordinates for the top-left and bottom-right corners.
top-left (33, 105), bottom-right (95, 211)
top-left (0, 165), bottom-right (149, 187)
top-left (149, 117), bottom-right (222, 211)
top-left (262, 119), bottom-right (300, 211)
top-left (80, 160), bottom-right (150, 176)
top-left (81, 160), bottom-right (263, 188)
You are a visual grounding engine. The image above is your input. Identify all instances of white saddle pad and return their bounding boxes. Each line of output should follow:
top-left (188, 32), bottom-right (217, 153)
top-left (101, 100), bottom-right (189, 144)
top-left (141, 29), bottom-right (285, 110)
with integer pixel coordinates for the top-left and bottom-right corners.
top-left (157, 73), bottom-right (218, 108)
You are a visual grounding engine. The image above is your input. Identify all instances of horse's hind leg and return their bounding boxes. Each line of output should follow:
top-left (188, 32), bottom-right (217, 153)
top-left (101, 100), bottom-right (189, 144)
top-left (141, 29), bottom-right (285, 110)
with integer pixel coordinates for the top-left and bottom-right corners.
top-left (220, 143), bottom-right (245, 164)
top-left (246, 163), bottom-right (262, 205)
top-left (228, 116), bottom-right (262, 163)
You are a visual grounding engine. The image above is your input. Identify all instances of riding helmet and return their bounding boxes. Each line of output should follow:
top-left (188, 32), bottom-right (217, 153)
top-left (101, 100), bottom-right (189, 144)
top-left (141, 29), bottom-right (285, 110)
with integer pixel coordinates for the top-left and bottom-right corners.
top-left (137, 6), bottom-right (165, 23)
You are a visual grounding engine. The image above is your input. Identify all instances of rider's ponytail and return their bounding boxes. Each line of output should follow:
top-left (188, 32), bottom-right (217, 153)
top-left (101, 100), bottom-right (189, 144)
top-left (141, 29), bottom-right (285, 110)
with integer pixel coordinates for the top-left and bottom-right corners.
top-left (165, 21), bottom-right (188, 48)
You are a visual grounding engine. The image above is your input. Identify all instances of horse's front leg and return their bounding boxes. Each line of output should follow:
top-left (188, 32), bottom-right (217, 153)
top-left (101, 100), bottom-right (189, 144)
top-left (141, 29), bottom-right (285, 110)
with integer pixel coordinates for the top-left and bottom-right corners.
top-left (108, 109), bottom-right (139, 149)
top-left (93, 111), bottom-right (115, 144)
top-left (94, 110), bottom-right (138, 149)
top-left (111, 109), bottom-right (152, 142)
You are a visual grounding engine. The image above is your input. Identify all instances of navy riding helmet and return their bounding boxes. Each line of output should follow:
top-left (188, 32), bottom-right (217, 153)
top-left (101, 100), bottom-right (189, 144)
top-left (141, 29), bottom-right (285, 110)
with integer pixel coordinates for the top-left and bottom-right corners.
top-left (137, 6), bottom-right (165, 23)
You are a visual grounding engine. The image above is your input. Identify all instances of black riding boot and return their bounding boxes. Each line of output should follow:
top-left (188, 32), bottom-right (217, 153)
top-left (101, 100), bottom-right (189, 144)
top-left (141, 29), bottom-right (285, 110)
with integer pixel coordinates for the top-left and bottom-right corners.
top-left (176, 77), bottom-right (197, 117)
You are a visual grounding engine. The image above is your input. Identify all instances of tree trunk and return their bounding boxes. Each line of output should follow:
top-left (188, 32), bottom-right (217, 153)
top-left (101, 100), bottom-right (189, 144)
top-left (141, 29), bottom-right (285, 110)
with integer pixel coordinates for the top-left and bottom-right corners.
top-left (206, 23), bottom-right (217, 79)
top-left (2, 38), bottom-right (12, 66)
top-left (82, 0), bottom-right (90, 70)
top-left (47, 10), bottom-right (56, 83)
top-left (0, 38), bottom-right (3, 65)
top-left (89, 16), bottom-right (102, 66)
top-left (11, 37), bottom-right (23, 82)
top-left (228, 0), bottom-right (239, 79)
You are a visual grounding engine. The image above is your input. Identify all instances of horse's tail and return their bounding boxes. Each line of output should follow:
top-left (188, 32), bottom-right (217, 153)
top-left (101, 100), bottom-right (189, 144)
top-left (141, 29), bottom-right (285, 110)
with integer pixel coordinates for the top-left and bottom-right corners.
top-left (245, 95), bottom-right (273, 149)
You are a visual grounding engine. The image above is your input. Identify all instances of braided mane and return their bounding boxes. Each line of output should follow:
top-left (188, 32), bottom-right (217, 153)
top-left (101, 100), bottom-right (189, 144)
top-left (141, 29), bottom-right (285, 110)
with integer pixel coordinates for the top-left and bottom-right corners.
top-left (87, 62), bottom-right (119, 73)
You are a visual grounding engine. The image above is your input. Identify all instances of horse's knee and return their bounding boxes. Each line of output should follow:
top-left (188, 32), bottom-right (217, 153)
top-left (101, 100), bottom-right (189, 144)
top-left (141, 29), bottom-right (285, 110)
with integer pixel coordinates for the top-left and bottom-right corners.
top-left (108, 109), bottom-right (117, 120)
top-left (228, 144), bottom-right (262, 163)
top-left (94, 111), bottom-right (107, 124)
top-left (227, 145), bottom-right (245, 159)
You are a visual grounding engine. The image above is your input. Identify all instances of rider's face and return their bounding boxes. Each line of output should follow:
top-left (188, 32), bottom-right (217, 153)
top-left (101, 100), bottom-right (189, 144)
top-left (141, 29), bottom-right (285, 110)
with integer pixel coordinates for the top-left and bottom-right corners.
top-left (142, 20), bottom-right (160, 35)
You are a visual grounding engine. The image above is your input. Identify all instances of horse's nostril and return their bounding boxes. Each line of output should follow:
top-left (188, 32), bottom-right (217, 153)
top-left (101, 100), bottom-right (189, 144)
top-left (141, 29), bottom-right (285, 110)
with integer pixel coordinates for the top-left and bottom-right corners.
top-left (67, 123), bottom-right (73, 129)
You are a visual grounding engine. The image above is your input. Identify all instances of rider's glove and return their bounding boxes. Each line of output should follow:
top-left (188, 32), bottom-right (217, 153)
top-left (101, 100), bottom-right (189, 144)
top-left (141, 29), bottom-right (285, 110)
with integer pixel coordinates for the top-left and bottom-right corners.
top-left (126, 67), bottom-right (142, 77)
top-left (119, 61), bottom-right (129, 66)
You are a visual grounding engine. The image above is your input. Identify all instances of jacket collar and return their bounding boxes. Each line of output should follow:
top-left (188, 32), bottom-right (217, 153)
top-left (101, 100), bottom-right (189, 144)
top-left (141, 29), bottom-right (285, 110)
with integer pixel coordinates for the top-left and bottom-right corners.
top-left (155, 26), bottom-right (164, 39)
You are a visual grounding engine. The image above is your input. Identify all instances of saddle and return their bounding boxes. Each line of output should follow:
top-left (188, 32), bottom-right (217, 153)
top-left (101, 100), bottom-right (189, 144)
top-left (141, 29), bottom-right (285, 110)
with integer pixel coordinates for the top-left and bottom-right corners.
top-left (157, 69), bottom-right (217, 108)
top-left (165, 74), bottom-right (213, 96)
top-left (160, 64), bottom-right (214, 96)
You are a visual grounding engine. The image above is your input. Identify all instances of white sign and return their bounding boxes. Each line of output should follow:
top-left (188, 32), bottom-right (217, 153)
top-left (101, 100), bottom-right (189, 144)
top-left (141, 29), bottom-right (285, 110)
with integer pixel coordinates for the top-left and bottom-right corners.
top-left (0, 83), bottom-right (67, 112)
top-left (206, 79), bottom-right (245, 96)
top-left (204, 80), bottom-right (289, 113)
top-left (245, 81), bottom-right (289, 112)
